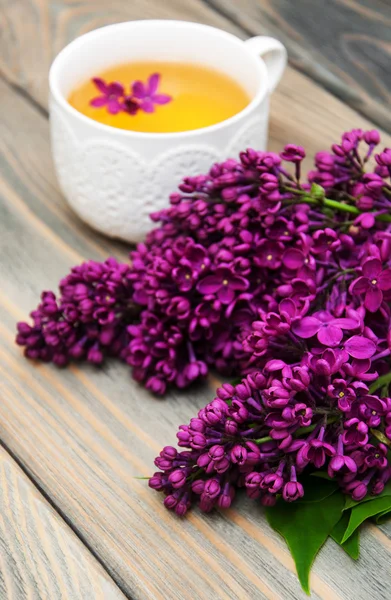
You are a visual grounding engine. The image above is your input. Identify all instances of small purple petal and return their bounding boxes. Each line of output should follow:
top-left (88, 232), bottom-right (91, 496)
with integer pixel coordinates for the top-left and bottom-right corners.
top-left (331, 317), bottom-right (359, 330)
top-left (218, 286), bottom-right (235, 305)
top-left (140, 99), bottom-right (155, 113)
top-left (107, 99), bottom-right (122, 114)
top-left (344, 456), bottom-right (358, 472)
top-left (229, 275), bottom-right (249, 291)
top-left (132, 80), bottom-right (146, 99)
top-left (279, 298), bottom-right (296, 318)
top-left (107, 81), bottom-right (124, 96)
top-left (350, 276), bottom-right (369, 295)
top-left (90, 96), bottom-right (107, 107)
top-left (148, 73), bottom-right (160, 95)
top-left (330, 456), bottom-right (345, 471)
top-left (152, 94), bottom-right (172, 105)
top-left (344, 335), bottom-right (376, 359)
top-left (292, 317), bottom-right (321, 338)
top-left (362, 258), bottom-right (382, 279)
top-left (317, 324), bottom-right (343, 347)
top-left (282, 248), bottom-right (304, 270)
top-left (350, 358), bottom-right (371, 375)
top-left (365, 286), bottom-right (383, 312)
top-left (379, 269), bottom-right (391, 291)
top-left (265, 359), bottom-right (286, 371)
top-left (197, 276), bottom-right (221, 295)
top-left (92, 77), bottom-right (108, 94)
top-left (358, 213), bottom-right (375, 229)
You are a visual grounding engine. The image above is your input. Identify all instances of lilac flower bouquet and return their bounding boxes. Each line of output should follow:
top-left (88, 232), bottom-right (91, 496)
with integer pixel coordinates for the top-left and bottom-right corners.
top-left (16, 129), bottom-right (391, 592)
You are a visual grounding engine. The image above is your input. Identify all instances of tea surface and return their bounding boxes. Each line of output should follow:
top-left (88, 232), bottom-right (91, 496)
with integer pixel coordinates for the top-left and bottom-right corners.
top-left (68, 62), bottom-right (250, 132)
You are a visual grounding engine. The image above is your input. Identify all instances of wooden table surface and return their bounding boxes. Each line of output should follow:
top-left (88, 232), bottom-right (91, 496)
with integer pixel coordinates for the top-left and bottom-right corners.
top-left (1, 1), bottom-right (391, 599)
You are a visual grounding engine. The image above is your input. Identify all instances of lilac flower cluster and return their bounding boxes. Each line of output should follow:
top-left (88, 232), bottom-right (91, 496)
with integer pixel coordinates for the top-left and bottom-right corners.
top-left (17, 130), bottom-right (391, 401)
top-left (149, 242), bottom-right (391, 511)
top-left (125, 129), bottom-right (391, 393)
top-left (90, 73), bottom-right (172, 115)
top-left (146, 129), bottom-right (391, 511)
top-left (16, 259), bottom-right (135, 366)
top-left (149, 355), bottom-right (391, 514)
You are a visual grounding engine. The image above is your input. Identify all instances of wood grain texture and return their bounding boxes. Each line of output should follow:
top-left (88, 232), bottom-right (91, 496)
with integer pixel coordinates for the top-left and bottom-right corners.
top-left (1, 61), bottom-right (391, 598)
top-left (207, 0), bottom-right (391, 132)
top-left (1, 1), bottom-right (391, 599)
top-left (1, 0), bottom-right (390, 130)
top-left (0, 445), bottom-right (126, 599)
top-left (0, 0), bottom-right (243, 109)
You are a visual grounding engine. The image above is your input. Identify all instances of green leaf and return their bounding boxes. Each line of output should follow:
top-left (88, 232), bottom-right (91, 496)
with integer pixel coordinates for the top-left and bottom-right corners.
top-left (375, 509), bottom-right (391, 525)
top-left (330, 511), bottom-right (360, 560)
top-left (297, 475), bottom-right (338, 503)
top-left (342, 496), bottom-right (391, 543)
top-left (344, 480), bottom-right (391, 510)
top-left (310, 471), bottom-right (333, 481)
top-left (266, 490), bottom-right (344, 594)
top-left (344, 494), bottom-right (374, 511)
top-left (370, 428), bottom-right (391, 446)
top-left (369, 371), bottom-right (391, 395)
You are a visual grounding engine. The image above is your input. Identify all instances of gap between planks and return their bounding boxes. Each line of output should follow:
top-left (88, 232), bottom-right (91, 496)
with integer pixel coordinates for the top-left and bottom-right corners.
top-left (0, 441), bottom-right (127, 600)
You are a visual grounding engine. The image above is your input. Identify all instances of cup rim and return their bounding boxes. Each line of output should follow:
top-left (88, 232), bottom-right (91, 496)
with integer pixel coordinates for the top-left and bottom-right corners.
top-left (49, 20), bottom-right (269, 140)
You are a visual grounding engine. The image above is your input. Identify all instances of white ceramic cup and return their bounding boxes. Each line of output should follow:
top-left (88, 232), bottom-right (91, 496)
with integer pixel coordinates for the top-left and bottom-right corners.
top-left (49, 20), bottom-right (287, 242)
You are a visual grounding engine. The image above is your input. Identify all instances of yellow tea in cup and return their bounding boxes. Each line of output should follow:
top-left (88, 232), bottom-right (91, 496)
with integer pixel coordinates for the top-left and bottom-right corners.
top-left (68, 62), bottom-right (250, 133)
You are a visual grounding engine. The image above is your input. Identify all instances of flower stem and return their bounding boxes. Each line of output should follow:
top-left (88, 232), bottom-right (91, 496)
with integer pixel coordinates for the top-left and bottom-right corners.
top-left (254, 415), bottom-right (339, 445)
top-left (306, 196), bottom-right (360, 215)
top-left (284, 187), bottom-right (391, 223)
top-left (187, 467), bottom-right (204, 482)
top-left (254, 435), bottom-right (273, 444)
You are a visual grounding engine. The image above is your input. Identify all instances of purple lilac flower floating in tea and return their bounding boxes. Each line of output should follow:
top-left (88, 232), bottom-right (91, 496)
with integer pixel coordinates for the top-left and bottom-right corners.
top-left (130, 73), bottom-right (172, 113)
top-left (122, 96), bottom-right (140, 116)
top-left (90, 73), bottom-right (172, 115)
top-left (90, 78), bottom-right (125, 114)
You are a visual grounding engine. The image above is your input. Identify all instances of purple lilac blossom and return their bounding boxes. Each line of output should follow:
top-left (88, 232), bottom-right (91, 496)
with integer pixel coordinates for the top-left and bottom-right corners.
top-left (17, 129), bottom-right (391, 402)
top-left (150, 345), bottom-right (391, 513)
top-left (15, 127), bottom-right (391, 510)
top-left (16, 259), bottom-right (135, 366)
top-left (90, 78), bottom-right (125, 114)
top-left (90, 73), bottom-right (172, 116)
top-left (130, 73), bottom-right (172, 113)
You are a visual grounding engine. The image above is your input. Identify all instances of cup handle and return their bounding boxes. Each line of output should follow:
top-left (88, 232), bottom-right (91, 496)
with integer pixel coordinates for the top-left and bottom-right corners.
top-left (244, 36), bottom-right (287, 93)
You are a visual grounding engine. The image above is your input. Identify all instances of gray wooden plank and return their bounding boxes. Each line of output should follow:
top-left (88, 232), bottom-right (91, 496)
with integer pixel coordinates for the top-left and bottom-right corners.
top-left (207, 0), bottom-right (391, 132)
top-left (0, 445), bottom-right (126, 600)
top-left (0, 0), bottom-right (243, 110)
